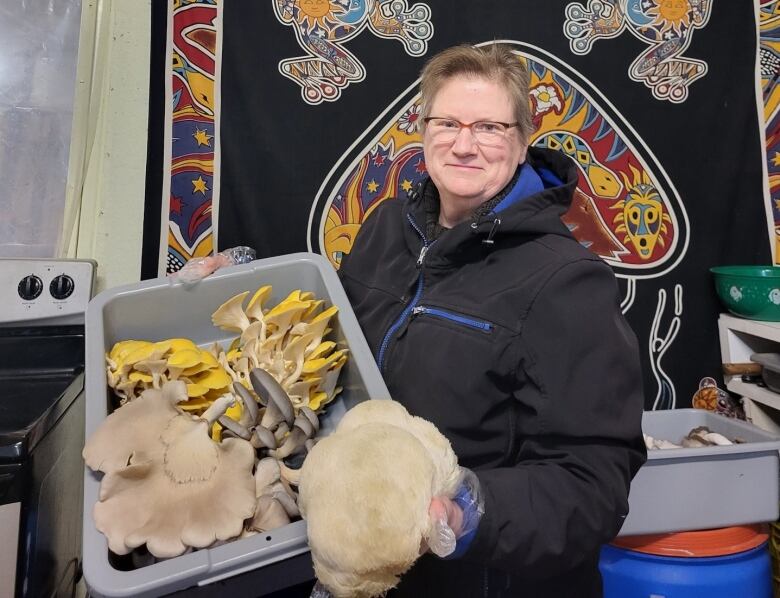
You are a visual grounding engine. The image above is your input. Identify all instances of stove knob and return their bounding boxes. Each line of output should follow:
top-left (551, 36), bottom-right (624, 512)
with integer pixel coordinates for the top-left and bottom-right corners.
top-left (50, 274), bottom-right (75, 300)
top-left (18, 274), bottom-right (43, 300)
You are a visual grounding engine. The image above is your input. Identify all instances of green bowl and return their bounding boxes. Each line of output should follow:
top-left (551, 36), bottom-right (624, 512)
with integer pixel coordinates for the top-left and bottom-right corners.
top-left (710, 265), bottom-right (780, 321)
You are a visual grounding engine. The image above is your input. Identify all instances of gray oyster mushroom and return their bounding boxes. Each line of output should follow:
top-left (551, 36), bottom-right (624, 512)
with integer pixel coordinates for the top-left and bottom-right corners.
top-left (83, 381), bottom-right (256, 558)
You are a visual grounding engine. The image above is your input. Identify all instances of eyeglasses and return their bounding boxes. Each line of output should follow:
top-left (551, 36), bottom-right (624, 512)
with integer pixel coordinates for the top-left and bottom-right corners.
top-left (423, 117), bottom-right (519, 145)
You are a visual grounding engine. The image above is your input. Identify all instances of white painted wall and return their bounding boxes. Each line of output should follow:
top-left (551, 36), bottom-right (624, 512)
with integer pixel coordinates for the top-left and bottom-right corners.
top-left (62, 0), bottom-right (151, 293)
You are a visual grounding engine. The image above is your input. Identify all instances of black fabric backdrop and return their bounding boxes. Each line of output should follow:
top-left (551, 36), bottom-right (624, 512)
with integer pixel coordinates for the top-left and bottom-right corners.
top-left (144, 0), bottom-right (772, 409)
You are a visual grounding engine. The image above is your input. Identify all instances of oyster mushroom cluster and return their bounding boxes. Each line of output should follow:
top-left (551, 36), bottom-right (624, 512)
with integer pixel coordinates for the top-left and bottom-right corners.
top-left (91, 284), bottom-right (348, 561)
top-left (221, 368), bottom-right (320, 533)
top-left (84, 372), bottom-right (322, 558)
top-left (106, 338), bottom-right (232, 407)
top-left (212, 286), bottom-right (348, 413)
top-left (83, 381), bottom-right (257, 558)
top-left (644, 425), bottom-right (737, 450)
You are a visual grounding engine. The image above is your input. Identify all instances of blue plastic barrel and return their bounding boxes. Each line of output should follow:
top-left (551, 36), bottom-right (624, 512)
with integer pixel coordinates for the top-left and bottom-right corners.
top-left (600, 526), bottom-right (772, 598)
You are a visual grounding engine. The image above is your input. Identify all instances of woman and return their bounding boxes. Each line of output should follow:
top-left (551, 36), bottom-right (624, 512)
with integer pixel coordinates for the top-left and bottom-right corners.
top-left (337, 43), bottom-right (646, 597)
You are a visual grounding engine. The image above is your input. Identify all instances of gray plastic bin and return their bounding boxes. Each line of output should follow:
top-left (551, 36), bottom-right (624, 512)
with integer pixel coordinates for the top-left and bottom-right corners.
top-left (619, 408), bottom-right (780, 536)
top-left (82, 253), bottom-right (390, 597)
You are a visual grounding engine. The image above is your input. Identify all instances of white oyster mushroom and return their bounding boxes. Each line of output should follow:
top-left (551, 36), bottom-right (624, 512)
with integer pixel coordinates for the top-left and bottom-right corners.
top-left (83, 381), bottom-right (256, 558)
top-left (133, 358), bottom-right (169, 389)
top-left (211, 291), bottom-right (251, 332)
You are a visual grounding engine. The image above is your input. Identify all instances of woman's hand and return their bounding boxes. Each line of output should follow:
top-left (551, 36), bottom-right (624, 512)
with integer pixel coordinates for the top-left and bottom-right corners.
top-left (423, 468), bottom-right (485, 558)
top-left (430, 496), bottom-right (465, 536)
top-left (425, 496), bottom-right (464, 557)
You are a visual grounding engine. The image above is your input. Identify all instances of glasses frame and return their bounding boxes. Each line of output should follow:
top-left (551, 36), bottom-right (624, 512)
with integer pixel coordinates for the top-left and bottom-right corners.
top-left (422, 116), bottom-right (520, 145)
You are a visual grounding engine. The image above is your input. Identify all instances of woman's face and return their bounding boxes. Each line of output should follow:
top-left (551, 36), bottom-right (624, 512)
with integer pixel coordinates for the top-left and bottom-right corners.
top-left (423, 76), bottom-right (527, 224)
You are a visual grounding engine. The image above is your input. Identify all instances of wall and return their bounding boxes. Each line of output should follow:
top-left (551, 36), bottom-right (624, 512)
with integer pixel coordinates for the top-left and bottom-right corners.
top-left (62, 0), bottom-right (150, 293)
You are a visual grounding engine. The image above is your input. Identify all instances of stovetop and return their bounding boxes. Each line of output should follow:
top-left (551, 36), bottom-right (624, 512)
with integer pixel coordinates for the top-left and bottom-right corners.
top-left (0, 258), bottom-right (94, 462)
top-left (0, 326), bottom-right (85, 461)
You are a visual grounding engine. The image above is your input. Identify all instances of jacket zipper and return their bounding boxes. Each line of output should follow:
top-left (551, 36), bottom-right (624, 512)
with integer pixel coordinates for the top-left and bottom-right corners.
top-left (411, 306), bottom-right (493, 332)
top-left (376, 214), bottom-right (433, 371)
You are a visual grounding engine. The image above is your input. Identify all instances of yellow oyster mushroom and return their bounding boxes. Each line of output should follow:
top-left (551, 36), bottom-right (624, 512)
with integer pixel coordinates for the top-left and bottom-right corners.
top-left (308, 391), bottom-right (330, 412)
top-left (178, 397), bottom-right (210, 412)
top-left (128, 371), bottom-right (153, 384)
top-left (124, 342), bottom-right (171, 367)
top-left (280, 290), bottom-right (302, 303)
top-left (286, 378), bottom-right (321, 399)
top-left (302, 350), bottom-right (348, 377)
top-left (180, 349), bottom-right (221, 377)
top-left (191, 368), bottom-right (232, 390)
top-left (245, 285), bottom-right (273, 320)
top-left (165, 338), bottom-right (199, 353)
top-left (198, 349), bottom-right (219, 368)
top-left (320, 359), bottom-right (348, 400)
top-left (181, 361), bottom-right (213, 377)
top-left (296, 306), bottom-right (340, 357)
top-left (302, 300), bottom-right (324, 321)
top-left (265, 300), bottom-right (310, 328)
top-left (308, 341), bottom-right (337, 361)
top-left (109, 340), bottom-right (150, 363)
top-left (186, 382), bottom-right (210, 398)
top-left (107, 341), bottom-right (155, 384)
top-left (166, 348), bottom-right (203, 370)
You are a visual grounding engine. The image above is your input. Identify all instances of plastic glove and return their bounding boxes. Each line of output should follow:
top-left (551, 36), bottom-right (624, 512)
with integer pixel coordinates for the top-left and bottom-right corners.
top-left (426, 467), bottom-right (484, 558)
top-left (170, 246), bottom-right (256, 284)
top-left (309, 580), bottom-right (334, 598)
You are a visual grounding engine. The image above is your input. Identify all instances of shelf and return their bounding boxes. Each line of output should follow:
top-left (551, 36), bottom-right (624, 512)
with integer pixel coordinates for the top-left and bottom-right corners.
top-left (726, 378), bottom-right (780, 410)
top-left (742, 398), bottom-right (780, 435)
top-left (718, 314), bottom-right (780, 366)
top-left (719, 314), bottom-right (780, 342)
top-left (718, 314), bottom-right (780, 433)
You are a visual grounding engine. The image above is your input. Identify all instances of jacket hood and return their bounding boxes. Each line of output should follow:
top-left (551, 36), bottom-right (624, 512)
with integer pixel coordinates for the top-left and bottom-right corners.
top-left (402, 146), bottom-right (579, 266)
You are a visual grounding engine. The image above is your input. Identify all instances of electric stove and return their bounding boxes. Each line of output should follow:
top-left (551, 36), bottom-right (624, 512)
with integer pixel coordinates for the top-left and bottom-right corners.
top-left (0, 258), bottom-right (95, 598)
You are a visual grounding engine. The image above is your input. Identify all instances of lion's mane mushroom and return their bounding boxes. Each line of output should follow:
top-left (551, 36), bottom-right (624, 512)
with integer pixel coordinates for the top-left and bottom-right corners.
top-left (83, 381), bottom-right (256, 558)
top-left (298, 400), bottom-right (460, 598)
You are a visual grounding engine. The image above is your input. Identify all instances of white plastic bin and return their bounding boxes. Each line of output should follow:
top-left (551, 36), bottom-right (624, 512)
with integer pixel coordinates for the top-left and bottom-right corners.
top-left (82, 252), bottom-right (390, 597)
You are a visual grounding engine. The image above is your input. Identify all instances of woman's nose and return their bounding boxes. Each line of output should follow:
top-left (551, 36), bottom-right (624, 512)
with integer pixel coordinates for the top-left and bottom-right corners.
top-left (450, 126), bottom-right (478, 154)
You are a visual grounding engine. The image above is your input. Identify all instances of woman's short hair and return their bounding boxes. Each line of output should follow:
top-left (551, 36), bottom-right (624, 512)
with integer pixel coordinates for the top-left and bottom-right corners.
top-left (419, 43), bottom-right (534, 143)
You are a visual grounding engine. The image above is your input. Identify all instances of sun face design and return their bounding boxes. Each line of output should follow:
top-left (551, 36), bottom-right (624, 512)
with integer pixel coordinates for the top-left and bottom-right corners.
top-left (298, 0), bottom-right (330, 21)
top-left (647, 0), bottom-right (693, 37)
top-left (295, 0), bottom-right (348, 34)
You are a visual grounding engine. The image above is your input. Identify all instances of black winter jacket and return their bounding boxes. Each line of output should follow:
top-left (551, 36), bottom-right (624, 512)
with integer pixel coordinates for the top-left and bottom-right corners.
top-left (338, 146), bottom-right (646, 598)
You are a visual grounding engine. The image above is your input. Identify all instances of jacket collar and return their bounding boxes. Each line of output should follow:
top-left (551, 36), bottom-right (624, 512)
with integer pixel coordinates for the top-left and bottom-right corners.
top-left (402, 146), bottom-right (579, 267)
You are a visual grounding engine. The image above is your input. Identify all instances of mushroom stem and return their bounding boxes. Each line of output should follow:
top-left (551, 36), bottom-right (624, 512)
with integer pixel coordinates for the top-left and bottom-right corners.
top-left (273, 490), bottom-right (300, 518)
top-left (201, 395), bottom-right (235, 425)
top-left (279, 462), bottom-right (302, 486)
top-left (218, 416), bottom-right (252, 440)
top-left (232, 381), bottom-right (260, 424)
